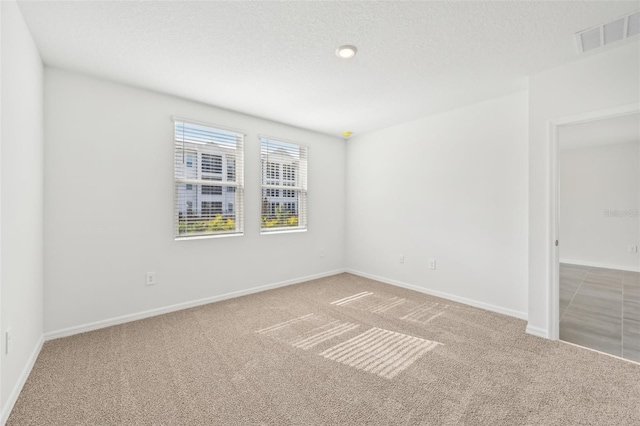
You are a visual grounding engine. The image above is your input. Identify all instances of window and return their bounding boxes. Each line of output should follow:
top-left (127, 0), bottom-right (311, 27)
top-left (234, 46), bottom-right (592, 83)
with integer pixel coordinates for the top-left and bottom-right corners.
top-left (202, 176), bottom-right (222, 195)
top-left (227, 158), bottom-right (236, 181)
top-left (202, 185), bottom-right (222, 195)
top-left (284, 202), bottom-right (297, 213)
top-left (201, 201), bottom-right (223, 216)
top-left (260, 137), bottom-right (307, 232)
top-left (266, 162), bottom-right (280, 180)
top-left (282, 164), bottom-right (295, 182)
top-left (201, 154), bottom-right (222, 174)
top-left (186, 153), bottom-right (196, 168)
top-left (174, 119), bottom-right (244, 238)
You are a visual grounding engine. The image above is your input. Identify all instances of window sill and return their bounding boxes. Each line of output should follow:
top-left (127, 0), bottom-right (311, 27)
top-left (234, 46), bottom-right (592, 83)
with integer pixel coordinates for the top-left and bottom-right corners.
top-left (175, 232), bottom-right (243, 241)
top-left (260, 228), bottom-right (307, 236)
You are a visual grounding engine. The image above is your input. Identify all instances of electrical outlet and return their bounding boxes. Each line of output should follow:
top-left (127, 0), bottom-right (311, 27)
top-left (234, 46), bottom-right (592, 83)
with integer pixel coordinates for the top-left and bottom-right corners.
top-left (399, 255), bottom-right (405, 264)
top-left (5, 328), bottom-right (13, 355)
top-left (146, 272), bottom-right (156, 286)
top-left (428, 259), bottom-right (436, 270)
top-left (320, 248), bottom-right (325, 258)
top-left (630, 245), bottom-right (638, 253)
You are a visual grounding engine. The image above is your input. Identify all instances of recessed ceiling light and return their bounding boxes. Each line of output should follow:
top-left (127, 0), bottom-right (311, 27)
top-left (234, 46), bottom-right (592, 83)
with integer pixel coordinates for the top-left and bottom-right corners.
top-left (336, 45), bottom-right (357, 59)
top-left (343, 131), bottom-right (353, 138)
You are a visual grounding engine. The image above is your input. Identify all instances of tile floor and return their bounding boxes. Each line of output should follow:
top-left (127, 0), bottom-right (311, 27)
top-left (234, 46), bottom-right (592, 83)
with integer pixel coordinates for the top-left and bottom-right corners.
top-left (560, 263), bottom-right (640, 362)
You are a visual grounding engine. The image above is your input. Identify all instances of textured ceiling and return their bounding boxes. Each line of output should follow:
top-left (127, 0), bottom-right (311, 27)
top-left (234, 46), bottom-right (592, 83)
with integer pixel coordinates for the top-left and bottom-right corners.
top-left (559, 113), bottom-right (640, 150)
top-left (17, 1), bottom-right (640, 137)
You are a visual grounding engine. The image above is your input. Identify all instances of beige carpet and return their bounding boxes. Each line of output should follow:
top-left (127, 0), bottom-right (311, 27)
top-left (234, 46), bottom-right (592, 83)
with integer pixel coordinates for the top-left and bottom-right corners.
top-left (8, 273), bottom-right (640, 425)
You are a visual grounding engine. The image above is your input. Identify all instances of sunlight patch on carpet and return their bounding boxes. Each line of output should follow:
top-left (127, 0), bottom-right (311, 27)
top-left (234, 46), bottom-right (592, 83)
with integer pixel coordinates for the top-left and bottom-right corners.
top-left (257, 314), bottom-right (359, 350)
top-left (331, 292), bottom-right (452, 325)
top-left (320, 327), bottom-right (442, 379)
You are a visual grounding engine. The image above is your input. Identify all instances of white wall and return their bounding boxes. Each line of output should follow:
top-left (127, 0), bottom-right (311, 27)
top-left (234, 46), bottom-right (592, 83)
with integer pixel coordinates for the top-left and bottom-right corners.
top-left (528, 41), bottom-right (640, 337)
top-left (345, 91), bottom-right (529, 318)
top-left (560, 141), bottom-right (639, 271)
top-left (44, 68), bottom-right (345, 334)
top-left (0, 0), bottom-right (44, 419)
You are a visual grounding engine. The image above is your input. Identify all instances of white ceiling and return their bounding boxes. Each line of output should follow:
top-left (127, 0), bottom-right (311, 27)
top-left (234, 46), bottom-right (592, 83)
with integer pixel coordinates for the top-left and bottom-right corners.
top-left (559, 113), bottom-right (640, 150)
top-left (17, 1), bottom-right (640, 138)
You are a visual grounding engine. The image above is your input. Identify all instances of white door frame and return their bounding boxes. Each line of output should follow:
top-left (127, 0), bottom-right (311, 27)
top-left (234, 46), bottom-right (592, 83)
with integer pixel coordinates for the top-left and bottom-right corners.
top-left (547, 102), bottom-right (640, 340)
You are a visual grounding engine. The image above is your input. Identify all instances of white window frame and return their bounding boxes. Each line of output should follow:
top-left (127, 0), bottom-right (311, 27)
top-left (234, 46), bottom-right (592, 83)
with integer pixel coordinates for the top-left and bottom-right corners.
top-left (260, 135), bottom-right (308, 234)
top-left (174, 117), bottom-right (245, 239)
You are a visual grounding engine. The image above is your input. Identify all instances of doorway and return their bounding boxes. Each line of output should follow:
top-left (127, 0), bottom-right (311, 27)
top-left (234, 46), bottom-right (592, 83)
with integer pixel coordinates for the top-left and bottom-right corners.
top-left (556, 112), bottom-right (639, 362)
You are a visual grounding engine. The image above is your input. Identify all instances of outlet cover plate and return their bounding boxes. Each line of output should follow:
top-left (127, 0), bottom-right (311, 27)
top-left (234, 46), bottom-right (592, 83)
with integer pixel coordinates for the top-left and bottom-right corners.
top-left (146, 272), bottom-right (156, 286)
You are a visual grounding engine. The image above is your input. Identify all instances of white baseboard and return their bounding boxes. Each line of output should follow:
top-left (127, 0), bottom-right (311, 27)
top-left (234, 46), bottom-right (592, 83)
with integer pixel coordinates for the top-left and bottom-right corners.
top-left (44, 269), bottom-right (346, 341)
top-left (1, 335), bottom-right (45, 426)
top-left (525, 324), bottom-right (550, 339)
top-left (560, 259), bottom-right (639, 272)
top-left (345, 269), bottom-right (528, 321)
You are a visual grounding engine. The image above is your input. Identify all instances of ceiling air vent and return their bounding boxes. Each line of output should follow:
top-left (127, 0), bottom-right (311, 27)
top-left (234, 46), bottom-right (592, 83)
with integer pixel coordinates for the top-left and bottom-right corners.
top-left (604, 18), bottom-right (625, 44)
top-left (576, 10), bottom-right (640, 53)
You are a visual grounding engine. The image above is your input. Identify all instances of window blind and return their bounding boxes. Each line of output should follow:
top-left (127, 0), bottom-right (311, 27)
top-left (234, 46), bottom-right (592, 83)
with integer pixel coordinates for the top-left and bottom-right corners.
top-left (174, 119), bottom-right (244, 238)
top-left (260, 136), bottom-right (308, 232)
